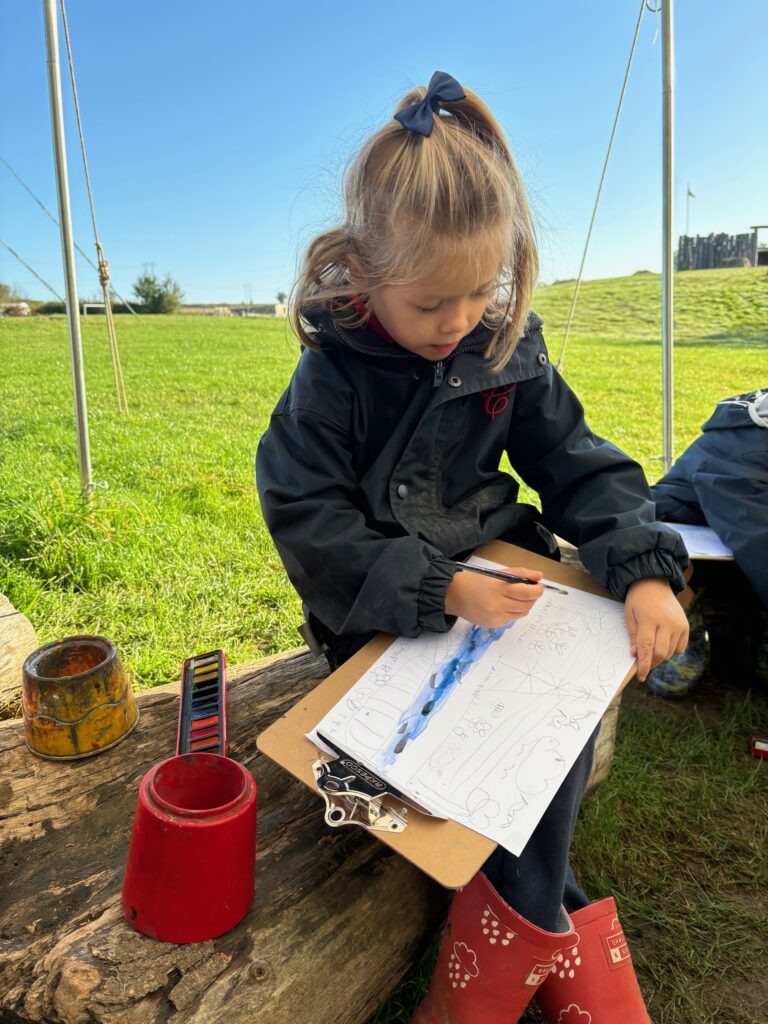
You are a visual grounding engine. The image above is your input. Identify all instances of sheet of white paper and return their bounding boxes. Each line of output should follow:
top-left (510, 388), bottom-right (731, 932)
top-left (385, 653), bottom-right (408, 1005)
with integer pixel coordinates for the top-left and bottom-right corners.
top-left (310, 558), bottom-right (635, 856)
top-left (665, 522), bottom-right (734, 559)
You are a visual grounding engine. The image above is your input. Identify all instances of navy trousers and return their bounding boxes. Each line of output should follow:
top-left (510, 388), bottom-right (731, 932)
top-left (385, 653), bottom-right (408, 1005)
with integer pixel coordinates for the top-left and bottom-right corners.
top-left (481, 727), bottom-right (598, 932)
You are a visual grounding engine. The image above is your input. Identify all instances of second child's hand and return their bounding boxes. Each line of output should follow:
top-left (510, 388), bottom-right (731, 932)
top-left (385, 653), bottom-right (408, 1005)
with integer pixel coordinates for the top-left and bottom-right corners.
top-left (444, 565), bottom-right (545, 628)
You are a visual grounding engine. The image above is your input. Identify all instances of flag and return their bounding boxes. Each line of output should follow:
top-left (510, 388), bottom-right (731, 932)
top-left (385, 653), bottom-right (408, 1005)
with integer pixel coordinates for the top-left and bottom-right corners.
top-left (687, 185), bottom-right (696, 198)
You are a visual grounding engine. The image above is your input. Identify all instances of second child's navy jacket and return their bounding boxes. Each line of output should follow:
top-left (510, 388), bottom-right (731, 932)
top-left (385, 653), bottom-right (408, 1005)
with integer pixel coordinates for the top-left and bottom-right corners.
top-left (257, 309), bottom-right (688, 650)
top-left (652, 388), bottom-right (768, 608)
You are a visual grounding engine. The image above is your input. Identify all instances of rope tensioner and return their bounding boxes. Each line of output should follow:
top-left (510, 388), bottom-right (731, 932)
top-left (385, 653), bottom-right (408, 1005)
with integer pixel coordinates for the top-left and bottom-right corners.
top-left (94, 242), bottom-right (128, 415)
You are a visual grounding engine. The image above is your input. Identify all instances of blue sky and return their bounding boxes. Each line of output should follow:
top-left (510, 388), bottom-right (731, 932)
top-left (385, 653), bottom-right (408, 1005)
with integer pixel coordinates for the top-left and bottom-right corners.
top-left (2, 1), bottom-right (766, 304)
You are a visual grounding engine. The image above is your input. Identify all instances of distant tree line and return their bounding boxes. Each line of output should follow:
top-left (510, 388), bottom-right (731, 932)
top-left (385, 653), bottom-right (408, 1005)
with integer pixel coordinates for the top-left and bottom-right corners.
top-left (1, 272), bottom-right (185, 314)
top-left (3, 274), bottom-right (294, 315)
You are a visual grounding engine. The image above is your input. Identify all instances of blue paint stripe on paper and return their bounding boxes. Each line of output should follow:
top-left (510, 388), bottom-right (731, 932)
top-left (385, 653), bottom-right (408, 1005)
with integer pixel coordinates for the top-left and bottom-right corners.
top-left (379, 622), bottom-right (514, 768)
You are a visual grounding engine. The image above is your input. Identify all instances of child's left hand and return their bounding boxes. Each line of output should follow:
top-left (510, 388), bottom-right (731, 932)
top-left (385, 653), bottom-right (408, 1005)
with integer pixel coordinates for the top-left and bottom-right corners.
top-left (624, 578), bottom-right (689, 682)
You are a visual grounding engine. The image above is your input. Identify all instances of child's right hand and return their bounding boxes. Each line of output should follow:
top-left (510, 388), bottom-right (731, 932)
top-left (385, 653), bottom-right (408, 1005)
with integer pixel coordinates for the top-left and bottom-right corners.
top-left (444, 567), bottom-right (545, 628)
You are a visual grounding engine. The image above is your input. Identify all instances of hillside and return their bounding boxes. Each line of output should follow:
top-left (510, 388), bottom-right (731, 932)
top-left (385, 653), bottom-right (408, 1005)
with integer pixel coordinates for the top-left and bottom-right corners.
top-left (533, 266), bottom-right (767, 342)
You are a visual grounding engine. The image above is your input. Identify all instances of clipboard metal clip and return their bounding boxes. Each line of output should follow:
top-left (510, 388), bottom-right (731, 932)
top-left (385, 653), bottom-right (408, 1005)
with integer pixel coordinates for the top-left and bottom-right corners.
top-left (312, 757), bottom-right (408, 834)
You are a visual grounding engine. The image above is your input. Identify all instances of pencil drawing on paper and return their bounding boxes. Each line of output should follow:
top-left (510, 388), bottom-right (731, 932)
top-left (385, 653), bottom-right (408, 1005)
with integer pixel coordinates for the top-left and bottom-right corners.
top-left (311, 558), bottom-right (633, 855)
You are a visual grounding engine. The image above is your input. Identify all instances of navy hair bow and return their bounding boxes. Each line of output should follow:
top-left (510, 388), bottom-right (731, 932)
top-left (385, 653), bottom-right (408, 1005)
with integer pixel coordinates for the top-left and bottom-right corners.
top-left (394, 70), bottom-right (466, 137)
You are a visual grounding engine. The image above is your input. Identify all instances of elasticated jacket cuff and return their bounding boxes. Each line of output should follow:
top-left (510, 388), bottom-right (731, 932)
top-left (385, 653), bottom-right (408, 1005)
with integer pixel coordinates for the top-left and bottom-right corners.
top-left (417, 555), bottom-right (458, 633)
top-left (606, 546), bottom-right (687, 602)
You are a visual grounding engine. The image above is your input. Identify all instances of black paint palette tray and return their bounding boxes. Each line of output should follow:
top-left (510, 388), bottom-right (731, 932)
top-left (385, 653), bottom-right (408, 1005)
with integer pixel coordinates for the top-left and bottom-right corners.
top-left (176, 650), bottom-right (227, 756)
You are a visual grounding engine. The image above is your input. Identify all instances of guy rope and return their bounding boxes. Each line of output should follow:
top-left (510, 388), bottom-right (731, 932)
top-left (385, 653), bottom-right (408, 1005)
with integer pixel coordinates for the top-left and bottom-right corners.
top-left (0, 154), bottom-right (139, 316)
top-left (58, 0), bottom-right (128, 415)
top-left (0, 238), bottom-right (64, 302)
top-left (554, 0), bottom-right (651, 373)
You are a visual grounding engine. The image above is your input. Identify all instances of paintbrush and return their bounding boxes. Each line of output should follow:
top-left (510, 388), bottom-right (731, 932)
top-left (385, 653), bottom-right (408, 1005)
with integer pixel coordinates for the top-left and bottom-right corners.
top-left (452, 561), bottom-right (569, 595)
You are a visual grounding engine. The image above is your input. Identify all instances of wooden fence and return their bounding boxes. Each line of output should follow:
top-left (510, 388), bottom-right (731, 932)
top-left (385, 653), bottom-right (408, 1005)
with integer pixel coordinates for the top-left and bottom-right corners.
top-left (677, 229), bottom-right (758, 270)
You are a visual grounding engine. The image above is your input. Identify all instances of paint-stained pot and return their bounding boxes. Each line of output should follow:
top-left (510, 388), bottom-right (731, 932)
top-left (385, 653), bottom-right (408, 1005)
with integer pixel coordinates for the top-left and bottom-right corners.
top-left (22, 635), bottom-right (138, 759)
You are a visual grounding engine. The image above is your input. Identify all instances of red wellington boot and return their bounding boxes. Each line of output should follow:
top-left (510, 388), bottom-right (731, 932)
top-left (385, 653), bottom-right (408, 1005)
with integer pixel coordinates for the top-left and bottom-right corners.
top-left (534, 898), bottom-right (650, 1023)
top-left (412, 872), bottom-right (578, 1024)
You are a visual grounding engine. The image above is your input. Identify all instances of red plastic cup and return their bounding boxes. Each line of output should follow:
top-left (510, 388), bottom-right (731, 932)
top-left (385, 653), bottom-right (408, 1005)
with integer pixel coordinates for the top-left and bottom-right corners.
top-left (122, 752), bottom-right (257, 942)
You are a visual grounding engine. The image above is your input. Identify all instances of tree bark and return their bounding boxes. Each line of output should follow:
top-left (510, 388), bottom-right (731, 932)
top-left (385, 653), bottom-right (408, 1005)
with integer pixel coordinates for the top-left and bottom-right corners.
top-left (0, 595), bottom-right (36, 720)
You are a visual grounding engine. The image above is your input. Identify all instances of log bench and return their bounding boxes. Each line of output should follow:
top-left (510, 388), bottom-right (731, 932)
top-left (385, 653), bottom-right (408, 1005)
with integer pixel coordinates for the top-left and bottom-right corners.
top-left (0, 620), bottom-right (621, 1024)
top-left (0, 594), bottom-right (37, 720)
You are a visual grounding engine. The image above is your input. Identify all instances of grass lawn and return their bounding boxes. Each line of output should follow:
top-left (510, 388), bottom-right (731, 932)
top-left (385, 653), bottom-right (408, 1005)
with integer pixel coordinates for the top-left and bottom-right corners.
top-left (1, 267), bottom-right (766, 1022)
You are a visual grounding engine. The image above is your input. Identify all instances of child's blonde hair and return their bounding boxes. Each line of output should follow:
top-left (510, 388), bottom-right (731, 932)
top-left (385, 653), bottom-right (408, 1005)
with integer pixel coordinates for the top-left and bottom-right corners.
top-left (291, 78), bottom-right (539, 369)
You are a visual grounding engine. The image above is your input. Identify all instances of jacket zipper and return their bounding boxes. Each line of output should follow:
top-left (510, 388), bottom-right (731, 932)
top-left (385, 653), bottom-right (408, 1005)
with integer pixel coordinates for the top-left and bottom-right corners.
top-left (433, 361), bottom-right (444, 389)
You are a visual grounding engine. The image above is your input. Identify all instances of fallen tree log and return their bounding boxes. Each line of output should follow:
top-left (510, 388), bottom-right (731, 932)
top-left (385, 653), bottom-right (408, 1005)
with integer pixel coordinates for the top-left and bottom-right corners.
top-left (0, 641), bottom-right (620, 1024)
top-left (0, 595), bottom-right (36, 719)
top-left (0, 649), bottom-right (451, 1024)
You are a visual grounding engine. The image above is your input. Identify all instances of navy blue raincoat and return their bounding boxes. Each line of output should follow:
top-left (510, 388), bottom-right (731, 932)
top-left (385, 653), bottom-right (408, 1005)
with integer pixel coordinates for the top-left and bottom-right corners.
top-left (257, 309), bottom-right (688, 657)
top-left (652, 389), bottom-right (768, 608)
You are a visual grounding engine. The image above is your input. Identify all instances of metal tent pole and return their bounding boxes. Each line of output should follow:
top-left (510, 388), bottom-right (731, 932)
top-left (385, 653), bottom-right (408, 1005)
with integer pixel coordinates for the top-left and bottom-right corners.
top-left (43, 0), bottom-right (92, 493)
top-left (661, 0), bottom-right (675, 471)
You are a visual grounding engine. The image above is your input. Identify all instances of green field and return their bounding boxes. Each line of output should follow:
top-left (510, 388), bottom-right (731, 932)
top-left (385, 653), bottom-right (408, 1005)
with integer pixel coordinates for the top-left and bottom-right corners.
top-left (2, 267), bottom-right (767, 1022)
top-left (1, 267), bottom-right (765, 688)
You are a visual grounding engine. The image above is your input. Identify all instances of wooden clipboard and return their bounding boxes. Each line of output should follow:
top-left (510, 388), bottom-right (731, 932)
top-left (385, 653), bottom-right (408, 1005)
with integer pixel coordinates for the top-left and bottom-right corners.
top-left (257, 540), bottom-right (642, 889)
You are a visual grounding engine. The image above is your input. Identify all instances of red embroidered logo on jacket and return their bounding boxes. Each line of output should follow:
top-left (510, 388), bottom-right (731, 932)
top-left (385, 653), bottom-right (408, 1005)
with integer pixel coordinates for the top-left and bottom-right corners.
top-left (480, 385), bottom-right (516, 418)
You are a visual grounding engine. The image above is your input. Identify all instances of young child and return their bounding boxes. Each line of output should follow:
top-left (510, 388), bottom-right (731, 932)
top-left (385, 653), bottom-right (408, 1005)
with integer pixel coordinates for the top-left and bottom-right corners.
top-left (647, 387), bottom-right (768, 697)
top-left (257, 71), bottom-right (689, 1024)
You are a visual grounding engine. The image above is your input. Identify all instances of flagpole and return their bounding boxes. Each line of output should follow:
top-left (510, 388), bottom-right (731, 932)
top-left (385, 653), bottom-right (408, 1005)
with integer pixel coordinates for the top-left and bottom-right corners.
top-left (43, 0), bottom-right (93, 495)
top-left (686, 182), bottom-right (690, 237)
top-left (661, 0), bottom-right (675, 471)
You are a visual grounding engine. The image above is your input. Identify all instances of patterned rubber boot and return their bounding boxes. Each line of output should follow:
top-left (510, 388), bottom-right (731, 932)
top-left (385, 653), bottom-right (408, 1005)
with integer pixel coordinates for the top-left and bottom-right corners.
top-left (411, 872), bottom-right (577, 1024)
top-left (534, 898), bottom-right (650, 1024)
top-left (646, 603), bottom-right (709, 698)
